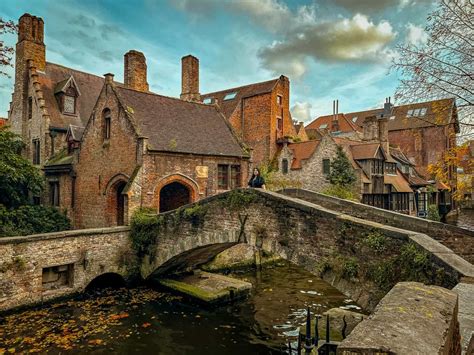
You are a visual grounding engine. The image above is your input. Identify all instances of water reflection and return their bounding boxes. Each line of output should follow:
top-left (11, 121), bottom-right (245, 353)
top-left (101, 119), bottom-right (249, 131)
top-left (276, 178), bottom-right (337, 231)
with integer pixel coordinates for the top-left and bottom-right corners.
top-left (0, 261), bottom-right (363, 354)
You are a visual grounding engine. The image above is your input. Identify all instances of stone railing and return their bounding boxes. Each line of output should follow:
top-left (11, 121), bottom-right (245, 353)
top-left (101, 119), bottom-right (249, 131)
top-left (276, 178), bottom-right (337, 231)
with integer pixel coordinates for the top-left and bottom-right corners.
top-left (280, 188), bottom-right (474, 264)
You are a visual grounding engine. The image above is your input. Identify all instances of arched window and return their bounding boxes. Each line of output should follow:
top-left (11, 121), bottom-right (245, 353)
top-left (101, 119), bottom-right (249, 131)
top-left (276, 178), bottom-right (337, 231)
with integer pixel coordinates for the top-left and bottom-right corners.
top-left (103, 109), bottom-right (111, 140)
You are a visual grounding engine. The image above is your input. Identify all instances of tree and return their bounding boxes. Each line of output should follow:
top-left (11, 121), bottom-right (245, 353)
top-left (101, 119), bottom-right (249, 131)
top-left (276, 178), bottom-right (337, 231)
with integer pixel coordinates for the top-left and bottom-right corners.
top-left (392, 0), bottom-right (473, 139)
top-left (0, 17), bottom-right (17, 77)
top-left (0, 126), bottom-right (43, 207)
top-left (328, 146), bottom-right (356, 188)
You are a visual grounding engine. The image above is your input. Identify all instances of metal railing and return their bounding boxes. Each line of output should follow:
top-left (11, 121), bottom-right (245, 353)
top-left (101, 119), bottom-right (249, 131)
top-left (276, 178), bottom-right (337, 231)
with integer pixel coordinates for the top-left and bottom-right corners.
top-left (286, 308), bottom-right (347, 354)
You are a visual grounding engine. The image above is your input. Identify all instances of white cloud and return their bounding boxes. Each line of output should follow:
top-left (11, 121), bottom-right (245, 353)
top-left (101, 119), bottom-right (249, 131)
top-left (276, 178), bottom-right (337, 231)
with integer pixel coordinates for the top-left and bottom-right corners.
top-left (405, 23), bottom-right (428, 45)
top-left (291, 101), bottom-right (313, 122)
top-left (259, 14), bottom-right (396, 78)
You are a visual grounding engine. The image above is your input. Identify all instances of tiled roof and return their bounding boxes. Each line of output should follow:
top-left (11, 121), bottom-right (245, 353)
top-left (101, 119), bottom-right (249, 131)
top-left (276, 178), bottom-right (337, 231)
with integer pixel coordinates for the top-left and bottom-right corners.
top-left (115, 86), bottom-right (248, 157)
top-left (309, 98), bottom-right (457, 134)
top-left (350, 143), bottom-right (382, 160)
top-left (384, 173), bottom-right (413, 193)
top-left (408, 175), bottom-right (429, 186)
top-left (38, 62), bottom-right (104, 129)
top-left (287, 140), bottom-right (321, 169)
top-left (201, 78), bottom-right (279, 118)
top-left (67, 125), bottom-right (85, 141)
top-left (390, 146), bottom-right (414, 166)
top-left (0, 118), bottom-right (7, 126)
top-left (306, 113), bottom-right (359, 133)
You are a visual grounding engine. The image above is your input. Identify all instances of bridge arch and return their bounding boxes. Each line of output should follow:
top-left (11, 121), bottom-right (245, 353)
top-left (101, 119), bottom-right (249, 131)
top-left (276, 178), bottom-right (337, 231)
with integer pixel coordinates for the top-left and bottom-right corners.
top-left (153, 174), bottom-right (199, 213)
top-left (85, 272), bottom-right (126, 291)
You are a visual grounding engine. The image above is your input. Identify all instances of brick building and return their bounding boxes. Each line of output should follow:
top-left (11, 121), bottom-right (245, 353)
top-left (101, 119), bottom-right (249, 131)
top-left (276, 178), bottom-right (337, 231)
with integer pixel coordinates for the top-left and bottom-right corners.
top-left (277, 111), bottom-right (416, 214)
top-left (201, 75), bottom-right (297, 166)
top-left (307, 98), bottom-right (460, 214)
top-left (7, 13), bottom-right (250, 228)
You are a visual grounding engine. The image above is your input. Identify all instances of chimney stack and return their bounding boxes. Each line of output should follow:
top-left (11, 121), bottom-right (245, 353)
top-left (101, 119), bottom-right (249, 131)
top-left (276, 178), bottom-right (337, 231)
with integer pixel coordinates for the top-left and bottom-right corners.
top-left (124, 50), bottom-right (149, 92)
top-left (383, 97), bottom-right (394, 117)
top-left (180, 55), bottom-right (201, 102)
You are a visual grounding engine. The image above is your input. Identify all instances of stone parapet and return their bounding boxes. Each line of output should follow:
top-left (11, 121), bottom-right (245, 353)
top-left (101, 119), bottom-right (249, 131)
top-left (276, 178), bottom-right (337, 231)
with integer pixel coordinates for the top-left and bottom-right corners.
top-left (338, 282), bottom-right (461, 355)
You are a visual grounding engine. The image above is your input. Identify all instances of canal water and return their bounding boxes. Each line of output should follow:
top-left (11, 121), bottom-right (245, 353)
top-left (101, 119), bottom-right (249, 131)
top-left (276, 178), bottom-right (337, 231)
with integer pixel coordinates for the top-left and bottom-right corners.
top-left (0, 261), bottom-right (361, 354)
top-left (446, 208), bottom-right (474, 231)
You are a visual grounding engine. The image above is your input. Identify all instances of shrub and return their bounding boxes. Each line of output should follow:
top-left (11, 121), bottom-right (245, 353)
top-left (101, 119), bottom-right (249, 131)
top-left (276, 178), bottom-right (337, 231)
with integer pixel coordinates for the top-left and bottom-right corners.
top-left (130, 208), bottom-right (163, 257)
top-left (323, 185), bottom-right (357, 201)
top-left (427, 204), bottom-right (441, 222)
top-left (362, 231), bottom-right (387, 252)
top-left (0, 204), bottom-right (71, 237)
top-left (342, 258), bottom-right (359, 279)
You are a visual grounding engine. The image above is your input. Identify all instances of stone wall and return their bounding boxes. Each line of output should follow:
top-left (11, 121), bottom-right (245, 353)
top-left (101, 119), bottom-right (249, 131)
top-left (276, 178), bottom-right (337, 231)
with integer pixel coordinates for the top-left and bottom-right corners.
top-left (280, 188), bottom-right (474, 264)
top-left (0, 227), bottom-right (131, 311)
top-left (2, 189), bottom-right (473, 314)
top-left (338, 282), bottom-right (461, 355)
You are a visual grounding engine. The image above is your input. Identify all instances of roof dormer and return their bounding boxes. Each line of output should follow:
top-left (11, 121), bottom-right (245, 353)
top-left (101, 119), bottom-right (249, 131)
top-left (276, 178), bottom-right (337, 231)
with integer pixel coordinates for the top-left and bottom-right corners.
top-left (54, 75), bottom-right (81, 115)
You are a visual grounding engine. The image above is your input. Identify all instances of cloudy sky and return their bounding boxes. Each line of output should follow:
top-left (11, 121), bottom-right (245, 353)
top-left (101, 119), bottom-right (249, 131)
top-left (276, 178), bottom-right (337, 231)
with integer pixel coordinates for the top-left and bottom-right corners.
top-left (0, 0), bottom-right (437, 122)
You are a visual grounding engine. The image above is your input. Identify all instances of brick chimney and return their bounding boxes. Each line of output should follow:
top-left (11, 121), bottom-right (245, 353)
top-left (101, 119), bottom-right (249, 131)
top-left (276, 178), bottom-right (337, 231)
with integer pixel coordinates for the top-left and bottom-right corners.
top-left (180, 55), bottom-right (201, 102)
top-left (124, 50), bottom-right (149, 92)
top-left (362, 115), bottom-right (378, 141)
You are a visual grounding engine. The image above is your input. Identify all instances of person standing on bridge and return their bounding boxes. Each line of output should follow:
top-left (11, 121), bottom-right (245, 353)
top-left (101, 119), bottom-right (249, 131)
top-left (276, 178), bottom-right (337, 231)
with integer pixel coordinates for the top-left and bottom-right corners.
top-left (248, 168), bottom-right (266, 189)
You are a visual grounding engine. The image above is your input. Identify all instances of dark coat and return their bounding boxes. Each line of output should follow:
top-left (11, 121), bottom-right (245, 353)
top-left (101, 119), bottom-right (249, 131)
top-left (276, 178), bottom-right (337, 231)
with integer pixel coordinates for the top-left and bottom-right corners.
top-left (248, 175), bottom-right (265, 188)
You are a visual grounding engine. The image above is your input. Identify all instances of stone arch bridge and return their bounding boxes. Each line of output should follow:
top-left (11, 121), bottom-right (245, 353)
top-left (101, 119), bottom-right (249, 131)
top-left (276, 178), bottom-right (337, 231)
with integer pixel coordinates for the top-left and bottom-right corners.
top-left (1, 189), bottom-right (473, 312)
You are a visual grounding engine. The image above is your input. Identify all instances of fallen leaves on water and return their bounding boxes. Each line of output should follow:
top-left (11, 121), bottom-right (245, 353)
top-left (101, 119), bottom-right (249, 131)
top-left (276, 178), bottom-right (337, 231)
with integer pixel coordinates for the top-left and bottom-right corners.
top-left (0, 287), bottom-right (164, 353)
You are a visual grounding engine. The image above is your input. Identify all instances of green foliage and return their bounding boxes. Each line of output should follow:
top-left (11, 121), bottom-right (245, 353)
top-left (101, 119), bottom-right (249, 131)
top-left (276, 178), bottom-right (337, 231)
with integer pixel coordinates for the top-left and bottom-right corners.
top-left (362, 231), bottom-right (387, 253)
top-left (224, 189), bottom-right (257, 210)
top-left (327, 146), bottom-right (356, 188)
top-left (342, 258), bottom-right (359, 279)
top-left (398, 242), bottom-right (430, 281)
top-left (0, 204), bottom-right (71, 237)
top-left (0, 127), bottom-right (44, 208)
top-left (181, 204), bottom-right (208, 227)
top-left (130, 208), bottom-right (163, 257)
top-left (427, 204), bottom-right (441, 222)
top-left (323, 185), bottom-right (356, 201)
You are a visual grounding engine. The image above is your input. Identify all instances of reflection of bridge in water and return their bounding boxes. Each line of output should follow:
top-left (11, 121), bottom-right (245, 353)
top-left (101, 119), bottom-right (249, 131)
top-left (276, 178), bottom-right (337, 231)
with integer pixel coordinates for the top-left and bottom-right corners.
top-left (1, 188), bottom-right (473, 314)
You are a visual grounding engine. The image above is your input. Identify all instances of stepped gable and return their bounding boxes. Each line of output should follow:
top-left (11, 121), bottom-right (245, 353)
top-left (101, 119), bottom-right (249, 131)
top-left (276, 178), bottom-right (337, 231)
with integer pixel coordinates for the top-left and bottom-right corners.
top-left (201, 78), bottom-right (279, 119)
top-left (37, 62), bottom-right (104, 129)
top-left (115, 86), bottom-right (248, 157)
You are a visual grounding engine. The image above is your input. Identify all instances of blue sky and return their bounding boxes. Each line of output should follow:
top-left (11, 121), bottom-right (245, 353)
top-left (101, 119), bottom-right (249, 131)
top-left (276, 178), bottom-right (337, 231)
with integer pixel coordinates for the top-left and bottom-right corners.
top-left (0, 0), bottom-right (437, 122)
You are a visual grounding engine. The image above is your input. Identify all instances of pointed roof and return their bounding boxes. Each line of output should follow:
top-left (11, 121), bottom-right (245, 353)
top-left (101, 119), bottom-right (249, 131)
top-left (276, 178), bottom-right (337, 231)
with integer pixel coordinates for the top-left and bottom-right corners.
top-left (38, 62), bottom-right (104, 129)
top-left (201, 78), bottom-right (280, 118)
top-left (115, 86), bottom-right (248, 157)
top-left (287, 140), bottom-right (321, 169)
top-left (67, 124), bottom-right (85, 141)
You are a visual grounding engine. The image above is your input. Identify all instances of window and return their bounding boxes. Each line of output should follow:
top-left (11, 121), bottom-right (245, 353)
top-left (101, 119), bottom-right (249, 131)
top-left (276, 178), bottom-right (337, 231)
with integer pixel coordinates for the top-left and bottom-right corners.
top-left (32, 139), bottom-right (40, 165)
top-left (230, 165), bottom-right (241, 189)
top-left (218, 164), bottom-right (229, 189)
top-left (63, 95), bottom-right (75, 114)
top-left (407, 109), bottom-right (414, 117)
top-left (372, 159), bottom-right (384, 175)
top-left (71, 176), bottom-right (76, 208)
top-left (103, 109), bottom-right (111, 140)
top-left (49, 181), bottom-right (60, 207)
top-left (277, 95), bottom-right (282, 105)
top-left (218, 164), bottom-right (241, 189)
top-left (385, 162), bottom-right (397, 174)
top-left (352, 116), bottom-right (358, 123)
top-left (419, 107), bottom-right (427, 116)
top-left (42, 264), bottom-right (73, 290)
top-left (203, 97), bottom-right (212, 104)
top-left (320, 123), bottom-right (328, 129)
top-left (223, 92), bottom-right (237, 100)
top-left (28, 96), bottom-right (33, 119)
top-left (323, 159), bottom-right (330, 175)
top-left (282, 159), bottom-right (289, 174)
top-left (277, 117), bottom-right (283, 131)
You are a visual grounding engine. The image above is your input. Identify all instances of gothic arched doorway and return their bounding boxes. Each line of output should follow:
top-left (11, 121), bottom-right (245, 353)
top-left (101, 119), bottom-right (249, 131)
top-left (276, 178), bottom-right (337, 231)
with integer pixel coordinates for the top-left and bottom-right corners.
top-left (159, 182), bottom-right (191, 213)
